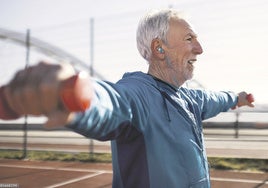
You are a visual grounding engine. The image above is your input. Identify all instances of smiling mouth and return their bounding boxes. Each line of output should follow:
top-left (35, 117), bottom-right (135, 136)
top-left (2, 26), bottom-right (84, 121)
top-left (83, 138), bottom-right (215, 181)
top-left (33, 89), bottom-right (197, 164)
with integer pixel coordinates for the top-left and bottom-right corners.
top-left (187, 59), bottom-right (196, 65)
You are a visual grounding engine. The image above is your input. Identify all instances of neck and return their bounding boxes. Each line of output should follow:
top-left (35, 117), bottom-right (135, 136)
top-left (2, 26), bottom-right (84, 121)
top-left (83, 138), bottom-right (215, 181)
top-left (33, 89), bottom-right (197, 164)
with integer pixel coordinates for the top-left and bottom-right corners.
top-left (148, 73), bottom-right (179, 91)
top-left (148, 59), bottom-right (184, 88)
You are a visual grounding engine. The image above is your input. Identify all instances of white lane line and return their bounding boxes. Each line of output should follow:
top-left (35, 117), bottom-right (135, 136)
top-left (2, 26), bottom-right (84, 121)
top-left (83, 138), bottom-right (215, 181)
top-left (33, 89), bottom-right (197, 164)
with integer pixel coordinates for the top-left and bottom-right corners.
top-left (0, 164), bottom-right (112, 173)
top-left (3, 164), bottom-right (268, 185)
top-left (211, 177), bottom-right (268, 184)
top-left (45, 171), bottom-right (104, 188)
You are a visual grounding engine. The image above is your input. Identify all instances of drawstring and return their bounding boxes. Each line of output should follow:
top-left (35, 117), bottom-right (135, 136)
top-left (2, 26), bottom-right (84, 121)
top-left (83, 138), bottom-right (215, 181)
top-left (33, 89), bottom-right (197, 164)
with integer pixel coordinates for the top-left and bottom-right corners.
top-left (147, 74), bottom-right (175, 122)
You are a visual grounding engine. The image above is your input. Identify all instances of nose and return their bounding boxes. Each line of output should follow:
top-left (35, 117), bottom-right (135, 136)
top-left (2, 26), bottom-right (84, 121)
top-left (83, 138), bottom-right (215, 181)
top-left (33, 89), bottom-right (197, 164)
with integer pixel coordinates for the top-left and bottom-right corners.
top-left (193, 40), bottom-right (203, 55)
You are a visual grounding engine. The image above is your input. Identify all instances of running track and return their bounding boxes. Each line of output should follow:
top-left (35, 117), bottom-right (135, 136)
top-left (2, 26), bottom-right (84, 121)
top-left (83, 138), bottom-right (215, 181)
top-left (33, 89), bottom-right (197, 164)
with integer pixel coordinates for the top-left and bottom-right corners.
top-left (0, 159), bottom-right (268, 188)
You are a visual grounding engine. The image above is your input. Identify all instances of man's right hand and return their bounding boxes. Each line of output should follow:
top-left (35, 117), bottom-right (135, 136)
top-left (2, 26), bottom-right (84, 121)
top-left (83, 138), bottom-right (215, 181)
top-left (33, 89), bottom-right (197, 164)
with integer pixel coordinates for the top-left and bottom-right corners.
top-left (0, 61), bottom-right (91, 128)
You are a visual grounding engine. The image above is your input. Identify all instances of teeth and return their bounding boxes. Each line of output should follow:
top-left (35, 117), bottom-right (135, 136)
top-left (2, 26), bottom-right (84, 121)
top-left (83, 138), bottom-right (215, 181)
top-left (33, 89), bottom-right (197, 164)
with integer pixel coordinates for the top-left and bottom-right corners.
top-left (188, 60), bottom-right (195, 64)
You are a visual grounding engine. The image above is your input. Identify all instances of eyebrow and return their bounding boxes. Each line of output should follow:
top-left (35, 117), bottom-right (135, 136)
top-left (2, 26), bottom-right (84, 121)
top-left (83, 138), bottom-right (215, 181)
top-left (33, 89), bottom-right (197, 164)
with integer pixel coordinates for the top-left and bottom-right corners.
top-left (186, 32), bottom-right (198, 38)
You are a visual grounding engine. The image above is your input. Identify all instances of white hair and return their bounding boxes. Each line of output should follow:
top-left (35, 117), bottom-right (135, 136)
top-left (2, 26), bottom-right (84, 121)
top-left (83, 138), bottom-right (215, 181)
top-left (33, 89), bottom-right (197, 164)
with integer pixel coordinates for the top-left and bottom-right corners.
top-left (136, 9), bottom-right (185, 62)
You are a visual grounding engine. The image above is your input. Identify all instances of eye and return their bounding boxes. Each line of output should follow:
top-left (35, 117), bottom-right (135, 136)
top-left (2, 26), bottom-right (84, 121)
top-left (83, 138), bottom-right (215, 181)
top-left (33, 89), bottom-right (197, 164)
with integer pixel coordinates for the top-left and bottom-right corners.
top-left (186, 36), bottom-right (193, 42)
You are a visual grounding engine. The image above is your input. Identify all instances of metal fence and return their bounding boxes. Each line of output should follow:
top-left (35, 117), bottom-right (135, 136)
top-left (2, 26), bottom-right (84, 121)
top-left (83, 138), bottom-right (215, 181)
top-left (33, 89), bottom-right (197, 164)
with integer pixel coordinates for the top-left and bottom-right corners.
top-left (0, 111), bottom-right (268, 159)
top-left (1, 3), bottom-right (268, 158)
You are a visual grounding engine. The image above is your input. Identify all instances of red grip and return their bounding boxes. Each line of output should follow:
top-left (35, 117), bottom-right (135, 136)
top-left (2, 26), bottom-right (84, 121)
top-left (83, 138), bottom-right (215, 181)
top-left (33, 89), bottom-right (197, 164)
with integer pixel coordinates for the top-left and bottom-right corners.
top-left (59, 72), bottom-right (92, 112)
top-left (246, 93), bottom-right (254, 103)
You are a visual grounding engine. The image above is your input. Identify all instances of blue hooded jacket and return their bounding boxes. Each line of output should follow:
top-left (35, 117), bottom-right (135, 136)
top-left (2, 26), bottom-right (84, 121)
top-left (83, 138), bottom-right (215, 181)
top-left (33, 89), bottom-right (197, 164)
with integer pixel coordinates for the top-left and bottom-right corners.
top-left (67, 71), bottom-right (237, 188)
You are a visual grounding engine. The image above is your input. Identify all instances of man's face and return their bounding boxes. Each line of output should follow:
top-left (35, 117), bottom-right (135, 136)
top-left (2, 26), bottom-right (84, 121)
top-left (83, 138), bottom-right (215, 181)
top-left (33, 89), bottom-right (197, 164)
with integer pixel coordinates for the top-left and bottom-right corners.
top-left (164, 18), bottom-right (203, 85)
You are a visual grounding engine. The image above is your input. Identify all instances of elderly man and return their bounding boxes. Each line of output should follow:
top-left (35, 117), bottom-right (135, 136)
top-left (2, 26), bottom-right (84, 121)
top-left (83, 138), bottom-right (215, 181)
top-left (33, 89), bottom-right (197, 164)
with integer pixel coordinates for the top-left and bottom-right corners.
top-left (1, 9), bottom-right (253, 188)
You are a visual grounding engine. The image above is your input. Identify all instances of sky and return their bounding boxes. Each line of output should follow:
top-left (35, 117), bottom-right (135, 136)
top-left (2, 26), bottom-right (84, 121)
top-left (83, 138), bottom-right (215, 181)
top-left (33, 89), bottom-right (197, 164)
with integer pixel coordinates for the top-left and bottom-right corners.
top-left (0, 0), bottom-right (268, 105)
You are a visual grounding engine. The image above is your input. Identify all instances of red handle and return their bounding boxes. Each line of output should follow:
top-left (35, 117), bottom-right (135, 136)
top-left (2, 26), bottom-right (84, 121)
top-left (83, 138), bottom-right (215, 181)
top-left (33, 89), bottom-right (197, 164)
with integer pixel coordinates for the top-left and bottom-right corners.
top-left (0, 72), bottom-right (92, 120)
top-left (60, 72), bottom-right (92, 112)
top-left (246, 93), bottom-right (254, 103)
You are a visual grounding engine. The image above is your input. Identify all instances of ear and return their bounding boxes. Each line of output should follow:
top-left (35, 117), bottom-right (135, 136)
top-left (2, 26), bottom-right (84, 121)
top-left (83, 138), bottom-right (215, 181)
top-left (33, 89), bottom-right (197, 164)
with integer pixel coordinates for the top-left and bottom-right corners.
top-left (151, 38), bottom-right (165, 60)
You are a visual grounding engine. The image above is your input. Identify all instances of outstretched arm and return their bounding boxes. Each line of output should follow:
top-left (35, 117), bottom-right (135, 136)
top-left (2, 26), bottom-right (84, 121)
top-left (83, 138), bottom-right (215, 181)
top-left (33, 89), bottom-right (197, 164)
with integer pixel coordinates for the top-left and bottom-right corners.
top-left (0, 61), bottom-right (93, 128)
top-left (192, 89), bottom-right (255, 121)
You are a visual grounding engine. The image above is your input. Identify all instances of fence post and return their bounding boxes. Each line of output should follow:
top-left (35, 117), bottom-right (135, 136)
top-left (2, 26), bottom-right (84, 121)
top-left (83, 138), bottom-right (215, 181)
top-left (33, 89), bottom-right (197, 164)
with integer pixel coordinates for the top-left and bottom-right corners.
top-left (22, 29), bottom-right (30, 159)
top-left (89, 17), bottom-right (94, 160)
top-left (234, 112), bottom-right (240, 138)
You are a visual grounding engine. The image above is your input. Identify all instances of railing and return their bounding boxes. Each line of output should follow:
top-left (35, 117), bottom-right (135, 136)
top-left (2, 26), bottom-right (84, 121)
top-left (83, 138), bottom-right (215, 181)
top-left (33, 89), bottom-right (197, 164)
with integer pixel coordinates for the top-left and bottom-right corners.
top-left (1, 111), bottom-right (268, 159)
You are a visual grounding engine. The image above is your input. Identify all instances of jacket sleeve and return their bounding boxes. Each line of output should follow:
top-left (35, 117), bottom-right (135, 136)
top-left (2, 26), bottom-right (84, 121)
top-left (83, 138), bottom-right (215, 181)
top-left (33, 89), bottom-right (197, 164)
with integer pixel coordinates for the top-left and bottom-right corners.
top-left (66, 78), bottom-right (149, 141)
top-left (66, 79), bottom-right (134, 141)
top-left (191, 89), bottom-right (238, 120)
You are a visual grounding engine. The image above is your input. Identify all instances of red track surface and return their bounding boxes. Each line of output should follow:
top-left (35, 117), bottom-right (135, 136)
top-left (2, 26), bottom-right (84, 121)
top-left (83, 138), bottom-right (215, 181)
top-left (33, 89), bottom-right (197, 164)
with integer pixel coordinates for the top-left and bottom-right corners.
top-left (0, 159), bottom-right (268, 188)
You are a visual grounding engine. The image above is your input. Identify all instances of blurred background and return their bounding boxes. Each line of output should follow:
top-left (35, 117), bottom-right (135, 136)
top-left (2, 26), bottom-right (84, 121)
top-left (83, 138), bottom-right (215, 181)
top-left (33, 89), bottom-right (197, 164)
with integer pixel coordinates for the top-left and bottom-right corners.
top-left (0, 0), bottom-right (268, 160)
top-left (1, 0), bottom-right (268, 102)
top-left (0, 0), bottom-right (268, 188)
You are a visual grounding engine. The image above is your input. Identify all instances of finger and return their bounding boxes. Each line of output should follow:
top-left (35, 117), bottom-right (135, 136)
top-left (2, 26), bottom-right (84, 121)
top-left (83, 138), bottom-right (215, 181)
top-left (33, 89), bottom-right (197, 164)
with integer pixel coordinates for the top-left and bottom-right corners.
top-left (245, 103), bottom-right (254, 108)
top-left (23, 86), bottom-right (44, 115)
top-left (44, 111), bottom-right (74, 129)
top-left (38, 82), bottom-right (59, 114)
top-left (8, 88), bottom-right (26, 115)
top-left (248, 102), bottom-right (255, 108)
top-left (1, 86), bottom-right (20, 119)
top-left (9, 70), bottom-right (27, 92)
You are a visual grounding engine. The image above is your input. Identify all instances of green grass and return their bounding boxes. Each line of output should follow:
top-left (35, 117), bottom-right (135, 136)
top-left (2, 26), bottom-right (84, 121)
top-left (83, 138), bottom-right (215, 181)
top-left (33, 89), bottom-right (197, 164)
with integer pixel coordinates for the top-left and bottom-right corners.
top-left (0, 149), bottom-right (267, 172)
top-left (209, 157), bottom-right (268, 172)
top-left (0, 150), bottom-right (112, 163)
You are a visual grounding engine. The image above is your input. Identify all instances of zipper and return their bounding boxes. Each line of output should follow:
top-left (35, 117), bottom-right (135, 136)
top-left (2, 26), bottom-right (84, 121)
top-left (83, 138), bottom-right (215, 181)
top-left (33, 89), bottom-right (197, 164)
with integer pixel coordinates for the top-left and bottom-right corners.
top-left (161, 91), bottom-right (203, 148)
top-left (150, 77), bottom-right (210, 184)
top-left (149, 75), bottom-right (203, 148)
